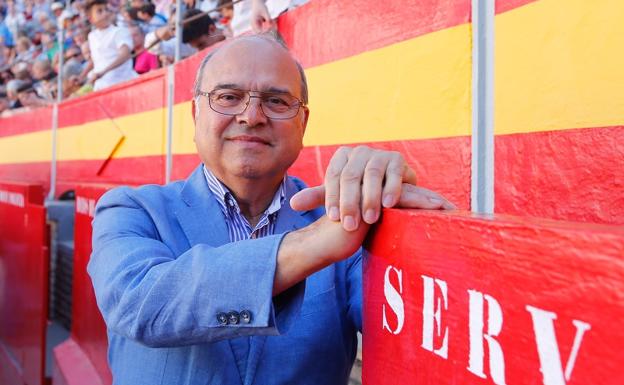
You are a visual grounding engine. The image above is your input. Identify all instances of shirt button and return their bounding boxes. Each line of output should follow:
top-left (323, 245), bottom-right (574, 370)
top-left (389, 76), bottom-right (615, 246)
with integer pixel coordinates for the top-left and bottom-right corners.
top-left (227, 311), bottom-right (240, 325)
top-left (217, 312), bottom-right (228, 326)
top-left (240, 310), bottom-right (252, 324)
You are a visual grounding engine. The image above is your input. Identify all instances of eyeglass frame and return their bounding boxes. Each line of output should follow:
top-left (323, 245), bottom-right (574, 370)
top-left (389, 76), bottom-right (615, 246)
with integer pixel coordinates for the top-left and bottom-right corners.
top-left (196, 88), bottom-right (307, 120)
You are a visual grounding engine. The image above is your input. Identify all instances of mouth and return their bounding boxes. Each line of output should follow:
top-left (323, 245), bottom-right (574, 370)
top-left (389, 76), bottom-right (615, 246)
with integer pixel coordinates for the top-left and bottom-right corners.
top-left (228, 135), bottom-right (272, 146)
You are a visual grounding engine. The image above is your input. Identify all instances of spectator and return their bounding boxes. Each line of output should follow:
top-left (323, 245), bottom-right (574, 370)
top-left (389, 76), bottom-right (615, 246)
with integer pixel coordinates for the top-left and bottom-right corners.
top-left (6, 78), bottom-right (25, 108)
top-left (4, 0), bottom-right (25, 42)
top-left (31, 57), bottom-right (56, 100)
top-left (61, 58), bottom-right (91, 98)
top-left (10, 60), bottom-right (30, 80)
top-left (0, 86), bottom-right (9, 115)
top-left (0, 15), bottom-right (16, 48)
top-left (64, 45), bottom-right (84, 63)
top-left (17, 79), bottom-right (50, 107)
top-left (143, 8), bottom-right (196, 62)
top-left (51, 2), bottom-right (64, 19)
top-left (13, 36), bottom-right (35, 62)
top-left (86, 0), bottom-right (137, 91)
top-left (79, 40), bottom-right (94, 81)
top-left (181, 8), bottom-right (223, 50)
top-left (72, 26), bottom-right (89, 47)
top-left (136, 2), bottom-right (166, 33)
top-left (129, 24), bottom-right (158, 74)
top-left (0, 37), bottom-right (12, 68)
top-left (32, 0), bottom-right (52, 19)
top-left (216, 0), bottom-right (233, 37)
top-left (230, 0), bottom-right (308, 36)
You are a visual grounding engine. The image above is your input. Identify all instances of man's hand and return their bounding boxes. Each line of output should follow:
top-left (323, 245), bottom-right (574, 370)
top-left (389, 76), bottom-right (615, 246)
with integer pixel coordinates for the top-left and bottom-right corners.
top-left (251, 0), bottom-right (274, 33)
top-left (290, 146), bottom-right (455, 231)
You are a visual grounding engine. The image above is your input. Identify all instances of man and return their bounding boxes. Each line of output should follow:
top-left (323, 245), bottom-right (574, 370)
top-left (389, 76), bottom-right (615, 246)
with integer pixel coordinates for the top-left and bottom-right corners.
top-left (89, 33), bottom-right (453, 384)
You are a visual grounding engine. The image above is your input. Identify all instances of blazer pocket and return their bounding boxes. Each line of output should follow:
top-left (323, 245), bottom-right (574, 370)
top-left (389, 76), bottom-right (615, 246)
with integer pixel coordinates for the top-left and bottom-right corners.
top-left (300, 285), bottom-right (336, 316)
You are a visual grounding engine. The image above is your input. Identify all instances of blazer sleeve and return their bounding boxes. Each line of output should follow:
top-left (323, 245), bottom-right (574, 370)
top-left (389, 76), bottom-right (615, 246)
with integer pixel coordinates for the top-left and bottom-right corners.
top-left (87, 187), bottom-right (305, 348)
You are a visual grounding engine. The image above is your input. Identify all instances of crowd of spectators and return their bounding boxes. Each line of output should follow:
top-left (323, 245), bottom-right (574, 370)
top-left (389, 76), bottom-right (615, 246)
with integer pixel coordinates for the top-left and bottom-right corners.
top-left (0, 0), bottom-right (306, 117)
top-left (0, 0), bottom-right (236, 116)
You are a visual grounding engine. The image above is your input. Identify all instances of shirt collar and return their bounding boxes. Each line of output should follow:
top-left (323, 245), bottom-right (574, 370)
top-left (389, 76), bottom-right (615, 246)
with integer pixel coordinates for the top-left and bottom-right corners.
top-left (202, 165), bottom-right (286, 217)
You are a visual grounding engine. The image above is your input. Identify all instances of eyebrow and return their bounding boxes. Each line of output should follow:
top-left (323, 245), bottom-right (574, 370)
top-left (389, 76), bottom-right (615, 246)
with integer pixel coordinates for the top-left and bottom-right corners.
top-left (212, 83), bottom-right (293, 95)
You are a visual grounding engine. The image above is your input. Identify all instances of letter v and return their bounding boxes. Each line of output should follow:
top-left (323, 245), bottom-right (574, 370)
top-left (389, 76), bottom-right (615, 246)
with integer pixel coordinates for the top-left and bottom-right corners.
top-left (526, 305), bottom-right (591, 385)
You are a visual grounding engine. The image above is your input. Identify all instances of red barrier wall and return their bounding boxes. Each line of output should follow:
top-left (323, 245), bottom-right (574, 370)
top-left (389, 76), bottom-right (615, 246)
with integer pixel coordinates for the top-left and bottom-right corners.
top-left (363, 209), bottom-right (624, 384)
top-left (0, 182), bottom-right (49, 385)
top-left (53, 186), bottom-right (112, 385)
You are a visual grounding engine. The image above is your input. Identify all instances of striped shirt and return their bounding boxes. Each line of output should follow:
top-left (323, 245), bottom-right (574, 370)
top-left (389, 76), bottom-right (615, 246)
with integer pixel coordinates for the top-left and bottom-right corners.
top-left (203, 165), bottom-right (286, 242)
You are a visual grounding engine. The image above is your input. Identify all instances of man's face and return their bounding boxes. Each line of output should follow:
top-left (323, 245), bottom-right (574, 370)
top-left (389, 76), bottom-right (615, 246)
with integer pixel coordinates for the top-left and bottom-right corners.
top-left (194, 38), bottom-right (309, 185)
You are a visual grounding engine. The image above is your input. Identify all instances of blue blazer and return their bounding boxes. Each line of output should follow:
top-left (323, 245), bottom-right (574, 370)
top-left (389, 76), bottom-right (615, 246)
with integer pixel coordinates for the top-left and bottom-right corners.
top-left (88, 165), bottom-right (362, 385)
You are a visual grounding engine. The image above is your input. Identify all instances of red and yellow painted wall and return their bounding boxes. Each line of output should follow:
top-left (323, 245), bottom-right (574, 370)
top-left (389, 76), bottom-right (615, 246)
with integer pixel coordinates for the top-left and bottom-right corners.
top-left (0, 0), bottom-right (622, 225)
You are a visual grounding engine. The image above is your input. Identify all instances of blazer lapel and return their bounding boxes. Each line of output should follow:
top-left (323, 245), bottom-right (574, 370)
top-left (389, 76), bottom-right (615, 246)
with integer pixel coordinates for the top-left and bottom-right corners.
top-left (174, 165), bottom-right (229, 248)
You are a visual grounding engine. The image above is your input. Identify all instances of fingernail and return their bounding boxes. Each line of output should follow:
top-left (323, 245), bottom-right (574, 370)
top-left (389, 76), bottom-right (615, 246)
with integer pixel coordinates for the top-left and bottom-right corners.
top-left (364, 209), bottom-right (378, 224)
top-left (343, 215), bottom-right (357, 231)
top-left (382, 194), bottom-right (394, 207)
top-left (429, 197), bottom-right (443, 206)
top-left (328, 206), bottom-right (340, 221)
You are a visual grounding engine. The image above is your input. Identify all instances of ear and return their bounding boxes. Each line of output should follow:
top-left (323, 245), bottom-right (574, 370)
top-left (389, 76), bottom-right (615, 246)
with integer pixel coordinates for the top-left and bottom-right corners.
top-left (301, 106), bottom-right (310, 135)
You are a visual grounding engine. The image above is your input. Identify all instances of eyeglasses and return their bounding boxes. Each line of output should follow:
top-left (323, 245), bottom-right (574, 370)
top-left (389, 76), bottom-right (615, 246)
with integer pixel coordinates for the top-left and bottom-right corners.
top-left (197, 88), bottom-right (306, 120)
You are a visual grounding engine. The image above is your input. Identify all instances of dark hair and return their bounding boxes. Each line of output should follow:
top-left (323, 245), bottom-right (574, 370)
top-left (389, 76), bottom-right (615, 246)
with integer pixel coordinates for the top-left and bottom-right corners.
top-left (182, 9), bottom-right (214, 44)
top-left (85, 0), bottom-right (107, 12)
top-left (139, 2), bottom-right (155, 16)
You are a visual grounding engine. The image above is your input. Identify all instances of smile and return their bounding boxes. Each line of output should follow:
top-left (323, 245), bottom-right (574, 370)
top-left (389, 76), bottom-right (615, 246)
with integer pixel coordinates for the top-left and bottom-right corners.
top-left (228, 135), bottom-right (272, 146)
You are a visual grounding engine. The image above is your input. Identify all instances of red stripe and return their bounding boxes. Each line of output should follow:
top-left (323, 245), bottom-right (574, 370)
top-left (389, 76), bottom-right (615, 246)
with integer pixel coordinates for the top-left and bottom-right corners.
top-left (495, 0), bottom-right (539, 15)
top-left (2, 125), bottom-right (621, 226)
top-left (278, 0), bottom-right (471, 68)
top-left (0, 107), bottom-right (53, 138)
top-left (495, 125), bottom-right (624, 225)
top-left (58, 70), bottom-right (167, 128)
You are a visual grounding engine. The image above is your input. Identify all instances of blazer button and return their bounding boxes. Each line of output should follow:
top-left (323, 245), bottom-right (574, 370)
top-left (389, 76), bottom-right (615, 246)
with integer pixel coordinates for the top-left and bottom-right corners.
top-left (227, 311), bottom-right (240, 325)
top-left (240, 310), bottom-right (252, 324)
top-left (217, 312), bottom-right (228, 326)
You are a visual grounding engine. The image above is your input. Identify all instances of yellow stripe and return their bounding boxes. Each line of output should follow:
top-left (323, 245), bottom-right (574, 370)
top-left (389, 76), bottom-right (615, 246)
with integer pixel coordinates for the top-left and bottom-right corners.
top-left (0, 109), bottom-right (163, 164)
top-left (303, 23), bottom-right (472, 146)
top-left (495, 0), bottom-right (624, 134)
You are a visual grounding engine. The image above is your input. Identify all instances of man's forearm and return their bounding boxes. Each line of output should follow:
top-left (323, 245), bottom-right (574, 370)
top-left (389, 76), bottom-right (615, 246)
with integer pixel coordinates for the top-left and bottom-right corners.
top-left (273, 216), bottom-right (368, 295)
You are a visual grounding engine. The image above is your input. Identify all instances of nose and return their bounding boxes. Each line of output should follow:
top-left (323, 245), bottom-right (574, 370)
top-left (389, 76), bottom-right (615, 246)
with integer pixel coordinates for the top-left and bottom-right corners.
top-left (235, 96), bottom-right (268, 127)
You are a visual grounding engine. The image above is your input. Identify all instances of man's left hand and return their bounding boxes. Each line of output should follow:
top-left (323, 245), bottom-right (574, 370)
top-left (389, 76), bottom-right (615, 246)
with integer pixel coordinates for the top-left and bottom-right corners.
top-left (290, 146), bottom-right (456, 231)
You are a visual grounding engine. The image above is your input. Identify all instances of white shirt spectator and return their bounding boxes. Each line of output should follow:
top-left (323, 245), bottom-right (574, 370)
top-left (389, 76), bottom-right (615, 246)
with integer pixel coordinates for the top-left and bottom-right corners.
top-left (88, 25), bottom-right (138, 91)
top-left (230, 0), bottom-right (308, 36)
